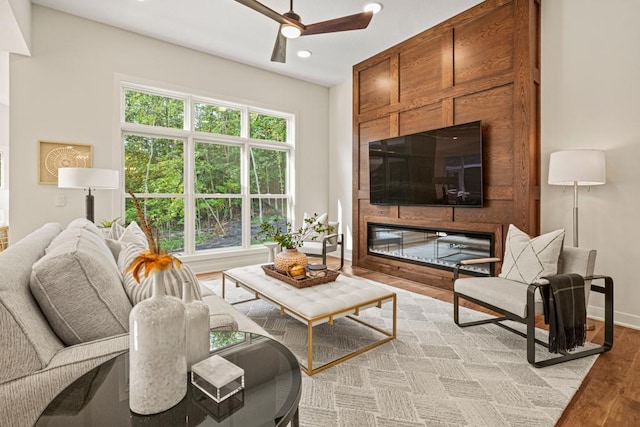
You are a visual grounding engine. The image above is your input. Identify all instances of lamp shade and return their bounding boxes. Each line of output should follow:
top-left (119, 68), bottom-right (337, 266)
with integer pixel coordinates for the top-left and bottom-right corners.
top-left (58, 168), bottom-right (119, 190)
top-left (548, 150), bottom-right (606, 186)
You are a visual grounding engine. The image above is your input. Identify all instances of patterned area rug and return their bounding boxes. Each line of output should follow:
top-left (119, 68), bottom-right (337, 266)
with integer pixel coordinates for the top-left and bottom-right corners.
top-left (202, 279), bottom-right (596, 427)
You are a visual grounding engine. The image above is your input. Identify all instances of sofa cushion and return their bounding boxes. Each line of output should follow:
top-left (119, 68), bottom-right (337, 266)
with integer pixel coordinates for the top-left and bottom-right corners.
top-left (0, 223), bottom-right (66, 384)
top-left (30, 227), bottom-right (132, 346)
top-left (118, 241), bottom-right (202, 305)
top-left (499, 225), bottom-right (565, 284)
top-left (64, 218), bottom-right (106, 240)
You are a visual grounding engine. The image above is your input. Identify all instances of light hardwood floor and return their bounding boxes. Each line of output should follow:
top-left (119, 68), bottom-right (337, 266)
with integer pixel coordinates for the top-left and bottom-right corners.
top-left (198, 258), bottom-right (640, 426)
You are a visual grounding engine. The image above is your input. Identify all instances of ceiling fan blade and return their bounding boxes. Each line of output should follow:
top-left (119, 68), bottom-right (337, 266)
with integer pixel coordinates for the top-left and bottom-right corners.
top-left (235, 0), bottom-right (288, 25)
top-left (270, 30), bottom-right (287, 63)
top-left (301, 11), bottom-right (373, 36)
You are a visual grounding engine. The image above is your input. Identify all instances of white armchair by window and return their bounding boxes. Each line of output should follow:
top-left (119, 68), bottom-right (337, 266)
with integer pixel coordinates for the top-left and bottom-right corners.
top-left (300, 221), bottom-right (344, 270)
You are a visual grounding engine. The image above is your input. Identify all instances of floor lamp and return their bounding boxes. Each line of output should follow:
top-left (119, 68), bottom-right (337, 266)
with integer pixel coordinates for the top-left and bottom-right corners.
top-left (548, 149), bottom-right (605, 330)
top-left (58, 168), bottom-right (120, 223)
top-left (548, 149), bottom-right (606, 247)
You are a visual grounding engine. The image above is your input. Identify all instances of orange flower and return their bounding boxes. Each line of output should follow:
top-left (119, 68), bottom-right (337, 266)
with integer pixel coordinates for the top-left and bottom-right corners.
top-left (126, 249), bottom-right (182, 283)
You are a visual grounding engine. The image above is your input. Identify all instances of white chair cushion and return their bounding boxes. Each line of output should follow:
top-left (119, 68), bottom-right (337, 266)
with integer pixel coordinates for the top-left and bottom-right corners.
top-left (300, 240), bottom-right (337, 256)
top-left (455, 276), bottom-right (543, 319)
top-left (499, 225), bottom-right (565, 284)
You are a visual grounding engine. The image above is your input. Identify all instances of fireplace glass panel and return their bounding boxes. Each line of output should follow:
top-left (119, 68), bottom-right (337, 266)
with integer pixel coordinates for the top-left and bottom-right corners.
top-left (367, 223), bottom-right (494, 276)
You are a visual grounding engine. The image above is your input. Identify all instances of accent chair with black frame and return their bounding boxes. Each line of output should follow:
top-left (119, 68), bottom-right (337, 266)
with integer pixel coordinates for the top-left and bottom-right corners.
top-left (300, 221), bottom-right (344, 270)
top-left (453, 246), bottom-right (613, 367)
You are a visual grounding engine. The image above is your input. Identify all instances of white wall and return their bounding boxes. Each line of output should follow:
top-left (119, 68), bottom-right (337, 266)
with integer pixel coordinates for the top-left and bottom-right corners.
top-left (9, 6), bottom-right (330, 270)
top-left (328, 79), bottom-right (353, 260)
top-left (0, 0), bottom-right (31, 55)
top-left (0, 52), bottom-right (8, 224)
top-left (541, 0), bottom-right (640, 328)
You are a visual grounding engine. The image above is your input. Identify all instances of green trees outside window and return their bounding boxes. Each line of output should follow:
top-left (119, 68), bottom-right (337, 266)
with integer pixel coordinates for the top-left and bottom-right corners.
top-left (122, 85), bottom-right (293, 254)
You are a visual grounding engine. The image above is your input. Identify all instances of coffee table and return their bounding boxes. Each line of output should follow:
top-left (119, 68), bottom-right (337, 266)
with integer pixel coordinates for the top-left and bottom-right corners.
top-left (223, 264), bottom-right (397, 375)
top-left (35, 331), bottom-right (301, 427)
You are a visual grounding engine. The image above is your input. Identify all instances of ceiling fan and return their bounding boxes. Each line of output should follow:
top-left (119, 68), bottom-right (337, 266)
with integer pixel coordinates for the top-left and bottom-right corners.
top-left (235, 0), bottom-right (375, 63)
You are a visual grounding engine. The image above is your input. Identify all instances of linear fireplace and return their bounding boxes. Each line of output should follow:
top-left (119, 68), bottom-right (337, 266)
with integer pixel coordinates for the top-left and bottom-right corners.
top-left (367, 223), bottom-right (495, 276)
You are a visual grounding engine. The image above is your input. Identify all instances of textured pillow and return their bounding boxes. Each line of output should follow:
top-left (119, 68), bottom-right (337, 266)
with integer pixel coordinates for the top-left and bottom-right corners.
top-left (119, 222), bottom-right (148, 247)
top-left (117, 241), bottom-right (202, 305)
top-left (301, 212), bottom-right (329, 242)
top-left (105, 238), bottom-right (124, 261)
top-left (66, 218), bottom-right (105, 236)
top-left (30, 228), bottom-right (132, 345)
top-left (499, 225), bottom-right (565, 284)
top-left (47, 218), bottom-right (105, 251)
top-left (106, 222), bottom-right (125, 240)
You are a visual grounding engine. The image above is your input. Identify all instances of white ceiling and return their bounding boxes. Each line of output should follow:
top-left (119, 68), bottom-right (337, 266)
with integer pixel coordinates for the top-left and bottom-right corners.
top-left (31, 0), bottom-right (484, 87)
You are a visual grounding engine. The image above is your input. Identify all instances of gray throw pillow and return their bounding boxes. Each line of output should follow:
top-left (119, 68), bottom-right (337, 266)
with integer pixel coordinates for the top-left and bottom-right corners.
top-left (30, 228), bottom-right (132, 345)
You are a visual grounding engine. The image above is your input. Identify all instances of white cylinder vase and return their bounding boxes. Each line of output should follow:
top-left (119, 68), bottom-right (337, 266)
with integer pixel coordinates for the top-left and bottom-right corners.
top-left (129, 270), bottom-right (187, 415)
top-left (182, 280), bottom-right (210, 371)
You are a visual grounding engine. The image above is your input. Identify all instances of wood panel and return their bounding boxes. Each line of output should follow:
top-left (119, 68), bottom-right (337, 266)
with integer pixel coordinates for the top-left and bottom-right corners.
top-left (352, 0), bottom-right (539, 289)
top-left (398, 103), bottom-right (444, 136)
top-left (399, 36), bottom-right (443, 104)
top-left (454, 1), bottom-right (515, 85)
top-left (358, 59), bottom-right (392, 114)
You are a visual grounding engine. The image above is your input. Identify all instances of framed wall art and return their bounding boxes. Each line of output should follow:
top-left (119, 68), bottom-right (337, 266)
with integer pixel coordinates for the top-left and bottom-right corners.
top-left (38, 141), bottom-right (93, 185)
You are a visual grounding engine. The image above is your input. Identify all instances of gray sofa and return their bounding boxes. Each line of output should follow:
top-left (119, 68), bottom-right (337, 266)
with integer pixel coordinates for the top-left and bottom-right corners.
top-left (0, 221), bottom-right (266, 426)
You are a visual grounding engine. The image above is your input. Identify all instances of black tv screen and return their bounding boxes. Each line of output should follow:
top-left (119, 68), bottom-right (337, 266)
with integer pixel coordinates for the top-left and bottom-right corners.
top-left (369, 121), bottom-right (483, 207)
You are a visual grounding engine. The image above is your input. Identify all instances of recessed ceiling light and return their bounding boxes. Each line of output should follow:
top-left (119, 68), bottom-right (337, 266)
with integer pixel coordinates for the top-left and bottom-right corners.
top-left (297, 50), bottom-right (312, 59)
top-left (364, 3), bottom-right (383, 14)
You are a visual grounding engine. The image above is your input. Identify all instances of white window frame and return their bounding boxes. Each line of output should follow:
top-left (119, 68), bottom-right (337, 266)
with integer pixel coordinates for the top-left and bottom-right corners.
top-left (120, 82), bottom-right (295, 255)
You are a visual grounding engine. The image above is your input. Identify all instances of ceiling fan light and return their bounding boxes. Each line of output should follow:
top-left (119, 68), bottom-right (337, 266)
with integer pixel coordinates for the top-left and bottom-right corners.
top-left (281, 24), bottom-right (301, 39)
top-left (364, 2), bottom-right (383, 14)
top-left (297, 50), bottom-right (312, 58)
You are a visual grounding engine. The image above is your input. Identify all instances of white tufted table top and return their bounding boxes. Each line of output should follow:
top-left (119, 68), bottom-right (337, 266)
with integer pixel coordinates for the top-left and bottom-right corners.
top-left (223, 264), bottom-right (395, 324)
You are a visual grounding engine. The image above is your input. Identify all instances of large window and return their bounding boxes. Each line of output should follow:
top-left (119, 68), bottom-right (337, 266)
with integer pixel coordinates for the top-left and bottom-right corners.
top-left (121, 84), bottom-right (293, 254)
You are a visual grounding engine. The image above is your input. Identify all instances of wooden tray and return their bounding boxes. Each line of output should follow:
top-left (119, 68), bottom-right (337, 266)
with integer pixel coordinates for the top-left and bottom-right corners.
top-left (261, 264), bottom-right (340, 288)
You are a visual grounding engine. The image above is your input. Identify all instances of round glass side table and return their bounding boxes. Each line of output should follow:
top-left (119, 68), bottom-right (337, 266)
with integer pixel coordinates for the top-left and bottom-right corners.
top-left (36, 331), bottom-right (301, 427)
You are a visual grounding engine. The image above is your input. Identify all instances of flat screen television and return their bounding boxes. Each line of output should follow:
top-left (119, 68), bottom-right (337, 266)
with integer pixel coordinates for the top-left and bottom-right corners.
top-left (369, 121), bottom-right (483, 207)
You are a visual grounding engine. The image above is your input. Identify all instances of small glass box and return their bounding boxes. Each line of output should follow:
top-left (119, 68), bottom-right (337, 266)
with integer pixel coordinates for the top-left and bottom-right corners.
top-left (191, 355), bottom-right (245, 403)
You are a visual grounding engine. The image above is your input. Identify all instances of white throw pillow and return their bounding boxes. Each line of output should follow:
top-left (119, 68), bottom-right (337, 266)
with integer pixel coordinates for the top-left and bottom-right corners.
top-left (106, 222), bottom-right (125, 240)
top-left (300, 212), bottom-right (329, 242)
top-left (119, 222), bottom-right (148, 247)
top-left (499, 224), bottom-right (565, 284)
top-left (117, 241), bottom-right (202, 305)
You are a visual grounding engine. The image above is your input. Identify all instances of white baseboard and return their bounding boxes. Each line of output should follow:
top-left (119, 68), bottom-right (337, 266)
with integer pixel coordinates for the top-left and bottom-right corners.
top-left (589, 305), bottom-right (640, 331)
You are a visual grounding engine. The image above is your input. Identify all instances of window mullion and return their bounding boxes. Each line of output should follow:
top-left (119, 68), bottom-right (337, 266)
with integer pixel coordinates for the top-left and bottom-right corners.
top-left (241, 105), bottom-right (250, 248)
top-left (184, 135), bottom-right (195, 255)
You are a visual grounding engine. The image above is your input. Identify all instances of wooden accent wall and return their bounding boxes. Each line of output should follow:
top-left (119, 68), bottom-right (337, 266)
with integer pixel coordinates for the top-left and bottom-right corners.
top-left (352, 0), bottom-right (541, 290)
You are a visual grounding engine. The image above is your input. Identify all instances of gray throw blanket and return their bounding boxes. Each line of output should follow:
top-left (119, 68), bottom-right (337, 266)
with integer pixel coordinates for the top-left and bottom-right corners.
top-left (540, 274), bottom-right (587, 353)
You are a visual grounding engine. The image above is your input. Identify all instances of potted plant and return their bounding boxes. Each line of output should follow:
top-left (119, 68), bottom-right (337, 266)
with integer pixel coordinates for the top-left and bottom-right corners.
top-left (257, 214), bottom-right (333, 273)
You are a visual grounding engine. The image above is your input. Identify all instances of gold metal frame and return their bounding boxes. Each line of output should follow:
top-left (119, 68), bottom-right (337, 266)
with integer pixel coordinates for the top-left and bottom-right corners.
top-left (222, 272), bottom-right (397, 376)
